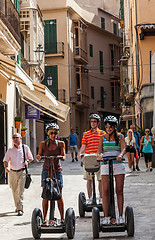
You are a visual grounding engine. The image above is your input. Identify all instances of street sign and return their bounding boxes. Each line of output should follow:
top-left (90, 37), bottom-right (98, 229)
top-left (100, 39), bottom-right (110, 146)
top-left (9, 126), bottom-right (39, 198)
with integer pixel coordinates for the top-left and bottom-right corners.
top-left (25, 104), bottom-right (40, 119)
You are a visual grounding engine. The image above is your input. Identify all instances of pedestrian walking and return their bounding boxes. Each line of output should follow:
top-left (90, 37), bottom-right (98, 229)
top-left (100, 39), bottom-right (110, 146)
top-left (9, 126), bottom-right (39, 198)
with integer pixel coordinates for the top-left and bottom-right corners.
top-left (79, 113), bottom-right (105, 204)
top-left (130, 124), bottom-right (141, 171)
top-left (140, 129), bottom-right (154, 172)
top-left (125, 129), bottom-right (138, 173)
top-left (68, 128), bottom-right (79, 162)
top-left (3, 133), bottom-right (33, 216)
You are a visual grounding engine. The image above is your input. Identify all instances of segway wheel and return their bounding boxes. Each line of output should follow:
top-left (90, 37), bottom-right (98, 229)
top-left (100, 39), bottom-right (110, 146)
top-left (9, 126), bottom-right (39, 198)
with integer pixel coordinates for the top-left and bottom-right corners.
top-left (125, 206), bottom-right (134, 237)
top-left (78, 192), bottom-right (86, 217)
top-left (65, 208), bottom-right (75, 239)
top-left (31, 208), bottom-right (43, 239)
top-left (92, 207), bottom-right (100, 239)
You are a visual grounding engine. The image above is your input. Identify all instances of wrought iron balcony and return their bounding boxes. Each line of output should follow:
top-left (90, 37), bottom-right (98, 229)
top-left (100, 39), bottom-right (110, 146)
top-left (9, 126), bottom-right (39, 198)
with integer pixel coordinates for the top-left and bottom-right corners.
top-left (0, 0), bottom-right (20, 44)
top-left (45, 42), bottom-right (64, 56)
top-left (76, 92), bottom-right (89, 107)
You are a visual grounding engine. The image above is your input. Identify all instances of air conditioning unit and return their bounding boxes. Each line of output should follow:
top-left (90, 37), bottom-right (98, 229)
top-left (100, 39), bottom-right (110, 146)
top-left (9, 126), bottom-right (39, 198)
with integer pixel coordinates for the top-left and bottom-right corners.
top-left (128, 84), bottom-right (134, 94)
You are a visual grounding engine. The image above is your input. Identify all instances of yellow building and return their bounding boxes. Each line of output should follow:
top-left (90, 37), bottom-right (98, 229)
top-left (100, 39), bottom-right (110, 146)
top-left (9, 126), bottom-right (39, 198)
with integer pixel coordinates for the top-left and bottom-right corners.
top-left (121, 0), bottom-right (155, 130)
top-left (37, 0), bottom-right (122, 141)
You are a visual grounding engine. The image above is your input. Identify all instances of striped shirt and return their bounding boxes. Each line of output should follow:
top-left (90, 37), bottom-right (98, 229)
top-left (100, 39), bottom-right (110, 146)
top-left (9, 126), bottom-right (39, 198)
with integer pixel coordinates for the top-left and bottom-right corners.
top-left (102, 134), bottom-right (123, 164)
top-left (82, 128), bottom-right (105, 154)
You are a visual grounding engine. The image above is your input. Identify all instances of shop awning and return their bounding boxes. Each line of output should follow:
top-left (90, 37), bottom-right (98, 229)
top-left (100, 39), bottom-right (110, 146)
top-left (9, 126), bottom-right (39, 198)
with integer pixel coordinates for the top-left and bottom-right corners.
top-left (16, 83), bottom-right (70, 122)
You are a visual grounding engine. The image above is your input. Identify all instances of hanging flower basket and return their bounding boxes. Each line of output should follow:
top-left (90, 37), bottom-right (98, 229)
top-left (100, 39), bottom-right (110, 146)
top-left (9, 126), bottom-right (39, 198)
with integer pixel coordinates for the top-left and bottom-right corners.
top-left (15, 121), bottom-right (21, 129)
top-left (21, 130), bottom-right (26, 137)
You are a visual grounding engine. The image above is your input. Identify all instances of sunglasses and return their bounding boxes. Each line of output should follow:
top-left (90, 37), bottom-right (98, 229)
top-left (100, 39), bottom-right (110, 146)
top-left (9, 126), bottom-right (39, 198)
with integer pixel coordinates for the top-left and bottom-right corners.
top-left (13, 137), bottom-right (20, 139)
top-left (49, 131), bottom-right (57, 135)
top-left (128, 132), bottom-right (132, 133)
top-left (90, 120), bottom-right (97, 123)
top-left (105, 125), bottom-right (113, 129)
top-left (145, 131), bottom-right (150, 133)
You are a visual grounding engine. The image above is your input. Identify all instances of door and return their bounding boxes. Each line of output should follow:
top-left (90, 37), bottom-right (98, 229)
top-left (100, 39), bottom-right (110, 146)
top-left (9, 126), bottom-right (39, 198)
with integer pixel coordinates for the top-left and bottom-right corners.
top-left (0, 102), bottom-right (7, 184)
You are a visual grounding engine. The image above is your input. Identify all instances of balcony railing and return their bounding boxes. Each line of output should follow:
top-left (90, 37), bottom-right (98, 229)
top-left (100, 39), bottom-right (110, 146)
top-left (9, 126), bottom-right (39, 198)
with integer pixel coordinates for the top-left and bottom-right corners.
top-left (58, 89), bottom-right (66, 103)
top-left (0, 0), bottom-right (20, 44)
top-left (21, 53), bottom-right (30, 76)
top-left (74, 47), bottom-right (88, 63)
top-left (110, 67), bottom-right (120, 79)
top-left (45, 42), bottom-right (64, 56)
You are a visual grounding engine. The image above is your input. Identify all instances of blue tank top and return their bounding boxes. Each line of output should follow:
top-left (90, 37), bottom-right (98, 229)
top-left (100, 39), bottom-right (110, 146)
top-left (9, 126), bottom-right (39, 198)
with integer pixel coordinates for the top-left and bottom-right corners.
top-left (102, 134), bottom-right (123, 165)
top-left (142, 136), bottom-right (153, 153)
top-left (70, 134), bottom-right (77, 146)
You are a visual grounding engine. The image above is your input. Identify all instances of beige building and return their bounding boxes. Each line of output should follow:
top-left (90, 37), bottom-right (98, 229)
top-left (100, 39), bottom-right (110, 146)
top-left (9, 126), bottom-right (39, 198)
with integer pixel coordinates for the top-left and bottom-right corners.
top-left (37, 0), bottom-right (122, 141)
top-left (121, 0), bottom-right (155, 130)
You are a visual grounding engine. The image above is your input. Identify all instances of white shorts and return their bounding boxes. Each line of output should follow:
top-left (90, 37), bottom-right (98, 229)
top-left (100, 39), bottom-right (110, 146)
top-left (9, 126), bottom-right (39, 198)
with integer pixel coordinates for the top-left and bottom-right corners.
top-left (70, 145), bottom-right (78, 153)
top-left (83, 167), bottom-right (101, 181)
top-left (101, 163), bottom-right (126, 176)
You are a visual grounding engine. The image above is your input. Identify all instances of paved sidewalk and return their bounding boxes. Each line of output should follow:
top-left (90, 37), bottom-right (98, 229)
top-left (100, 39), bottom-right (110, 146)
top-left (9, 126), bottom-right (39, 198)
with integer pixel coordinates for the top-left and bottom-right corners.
top-left (0, 154), bottom-right (155, 239)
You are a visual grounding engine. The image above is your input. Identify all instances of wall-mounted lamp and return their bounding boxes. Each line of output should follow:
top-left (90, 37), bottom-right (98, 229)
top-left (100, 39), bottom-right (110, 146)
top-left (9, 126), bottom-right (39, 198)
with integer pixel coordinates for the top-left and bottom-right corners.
top-left (103, 91), bottom-right (107, 99)
top-left (76, 88), bottom-right (81, 95)
top-left (47, 76), bottom-right (53, 86)
top-left (34, 44), bottom-right (45, 65)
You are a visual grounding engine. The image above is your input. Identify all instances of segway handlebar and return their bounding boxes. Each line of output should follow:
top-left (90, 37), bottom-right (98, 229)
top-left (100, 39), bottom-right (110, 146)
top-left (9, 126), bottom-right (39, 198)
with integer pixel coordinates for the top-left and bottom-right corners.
top-left (40, 156), bottom-right (63, 160)
top-left (97, 155), bottom-right (125, 163)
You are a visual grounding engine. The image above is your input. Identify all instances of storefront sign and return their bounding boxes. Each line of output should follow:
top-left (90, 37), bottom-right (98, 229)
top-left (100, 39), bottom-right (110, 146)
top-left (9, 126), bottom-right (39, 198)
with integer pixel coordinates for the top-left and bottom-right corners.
top-left (25, 104), bottom-right (40, 119)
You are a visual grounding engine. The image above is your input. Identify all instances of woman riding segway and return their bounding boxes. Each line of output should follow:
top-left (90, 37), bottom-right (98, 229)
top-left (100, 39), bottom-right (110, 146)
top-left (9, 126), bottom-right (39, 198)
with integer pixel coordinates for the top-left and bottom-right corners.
top-left (97, 115), bottom-right (126, 224)
top-left (36, 123), bottom-right (65, 224)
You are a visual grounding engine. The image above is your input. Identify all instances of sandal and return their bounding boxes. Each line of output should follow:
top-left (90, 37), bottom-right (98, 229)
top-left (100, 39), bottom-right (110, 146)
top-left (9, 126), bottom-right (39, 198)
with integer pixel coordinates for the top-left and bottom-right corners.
top-left (60, 220), bottom-right (65, 225)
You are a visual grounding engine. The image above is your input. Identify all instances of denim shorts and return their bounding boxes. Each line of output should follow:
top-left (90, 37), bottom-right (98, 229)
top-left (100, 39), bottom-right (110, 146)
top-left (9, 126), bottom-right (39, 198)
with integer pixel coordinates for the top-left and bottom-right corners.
top-left (41, 168), bottom-right (63, 188)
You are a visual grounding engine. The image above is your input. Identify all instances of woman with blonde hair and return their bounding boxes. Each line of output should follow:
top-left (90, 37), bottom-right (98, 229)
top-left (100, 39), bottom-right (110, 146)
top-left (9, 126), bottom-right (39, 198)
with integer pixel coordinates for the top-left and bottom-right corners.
top-left (125, 129), bottom-right (138, 173)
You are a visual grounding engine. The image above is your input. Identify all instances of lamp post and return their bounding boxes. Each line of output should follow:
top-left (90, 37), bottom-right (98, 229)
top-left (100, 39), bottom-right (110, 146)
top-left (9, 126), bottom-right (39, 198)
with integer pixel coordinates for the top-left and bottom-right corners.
top-left (35, 44), bottom-right (45, 65)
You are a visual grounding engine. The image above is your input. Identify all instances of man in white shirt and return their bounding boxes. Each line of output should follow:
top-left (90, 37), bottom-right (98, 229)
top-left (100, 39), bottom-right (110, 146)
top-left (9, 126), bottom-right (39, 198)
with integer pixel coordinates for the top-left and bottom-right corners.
top-left (3, 133), bottom-right (33, 216)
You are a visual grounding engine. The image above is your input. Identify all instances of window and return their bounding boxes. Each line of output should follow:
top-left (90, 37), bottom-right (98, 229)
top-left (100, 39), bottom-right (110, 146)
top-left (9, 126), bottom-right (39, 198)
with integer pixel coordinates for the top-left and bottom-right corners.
top-left (113, 23), bottom-right (117, 35)
top-left (89, 44), bottom-right (93, 57)
top-left (91, 86), bottom-right (94, 99)
top-left (100, 87), bottom-right (104, 108)
top-left (99, 51), bottom-right (103, 73)
top-left (101, 17), bottom-right (105, 29)
top-left (44, 20), bottom-right (57, 54)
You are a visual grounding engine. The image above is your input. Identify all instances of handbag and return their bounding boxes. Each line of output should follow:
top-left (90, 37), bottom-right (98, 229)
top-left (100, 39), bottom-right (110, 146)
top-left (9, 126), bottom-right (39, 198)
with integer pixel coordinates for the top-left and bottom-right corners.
top-left (41, 157), bottom-right (61, 201)
top-left (22, 145), bottom-right (32, 189)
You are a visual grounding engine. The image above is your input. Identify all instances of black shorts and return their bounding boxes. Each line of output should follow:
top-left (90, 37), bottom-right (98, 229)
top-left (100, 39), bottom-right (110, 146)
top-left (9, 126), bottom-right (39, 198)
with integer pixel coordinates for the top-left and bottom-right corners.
top-left (144, 153), bottom-right (152, 163)
top-left (126, 146), bottom-right (135, 153)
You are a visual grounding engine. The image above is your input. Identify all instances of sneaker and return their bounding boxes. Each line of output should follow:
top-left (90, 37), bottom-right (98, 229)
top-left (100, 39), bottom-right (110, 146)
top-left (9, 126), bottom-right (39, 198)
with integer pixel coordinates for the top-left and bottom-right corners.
top-left (60, 220), bottom-right (65, 225)
top-left (133, 166), bottom-right (135, 171)
top-left (146, 168), bottom-right (150, 172)
top-left (87, 198), bottom-right (92, 204)
top-left (75, 157), bottom-right (78, 161)
top-left (72, 159), bottom-right (74, 162)
top-left (101, 217), bottom-right (108, 225)
top-left (99, 198), bottom-right (102, 205)
top-left (17, 210), bottom-right (23, 216)
top-left (129, 168), bottom-right (133, 173)
top-left (150, 167), bottom-right (153, 172)
top-left (118, 216), bottom-right (125, 224)
top-left (136, 165), bottom-right (140, 171)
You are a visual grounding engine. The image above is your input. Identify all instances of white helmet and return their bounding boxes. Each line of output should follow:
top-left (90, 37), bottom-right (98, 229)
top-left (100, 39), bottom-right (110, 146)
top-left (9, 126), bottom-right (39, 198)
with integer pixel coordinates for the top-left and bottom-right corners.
top-left (104, 115), bottom-right (118, 125)
top-left (46, 123), bottom-right (59, 132)
top-left (89, 113), bottom-right (101, 122)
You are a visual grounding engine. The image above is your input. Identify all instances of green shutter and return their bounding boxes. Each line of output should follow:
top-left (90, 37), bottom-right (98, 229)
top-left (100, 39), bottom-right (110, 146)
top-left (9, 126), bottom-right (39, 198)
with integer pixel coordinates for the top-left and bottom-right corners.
top-left (91, 86), bottom-right (94, 99)
top-left (99, 51), bottom-right (103, 73)
top-left (89, 44), bottom-right (93, 57)
top-left (113, 23), bottom-right (117, 35)
top-left (17, 50), bottom-right (21, 66)
top-left (44, 20), bottom-right (57, 54)
top-left (43, 65), bottom-right (58, 99)
top-left (101, 17), bottom-right (105, 29)
top-left (101, 87), bottom-right (104, 108)
top-left (16, 0), bottom-right (20, 13)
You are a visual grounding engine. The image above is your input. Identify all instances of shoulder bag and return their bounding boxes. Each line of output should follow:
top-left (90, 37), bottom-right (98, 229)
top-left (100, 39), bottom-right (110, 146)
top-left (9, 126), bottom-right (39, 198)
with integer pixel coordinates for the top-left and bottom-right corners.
top-left (22, 144), bottom-right (32, 189)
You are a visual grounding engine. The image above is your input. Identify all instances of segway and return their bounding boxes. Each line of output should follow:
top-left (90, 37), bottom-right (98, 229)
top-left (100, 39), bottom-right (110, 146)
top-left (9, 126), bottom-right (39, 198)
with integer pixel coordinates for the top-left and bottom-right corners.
top-left (78, 153), bottom-right (103, 217)
top-left (92, 156), bottom-right (134, 238)
top-left (31, 156), bottom-right (75, 239)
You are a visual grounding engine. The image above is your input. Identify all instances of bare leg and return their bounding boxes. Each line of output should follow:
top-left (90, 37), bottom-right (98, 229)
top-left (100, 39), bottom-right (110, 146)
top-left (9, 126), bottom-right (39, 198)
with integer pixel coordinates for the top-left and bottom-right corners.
top-left (42, 198), bottom-right (49, 221)
top-left (98, 180), bottom-right (102, 198)
top-left (130, 153), bottom-right (134, 167)
top-left (57, 188), bottom-right (64, 221)
top-left (71, 152), bottom-right (74, 160)
top-left (87, 179), bottom-right (92, 199)
top-left (115, 174), bottom-right (125, 217)
top-left (126, 152), bottom-right (131, 168)
top-left (101, 175), bottom-right (109, 217)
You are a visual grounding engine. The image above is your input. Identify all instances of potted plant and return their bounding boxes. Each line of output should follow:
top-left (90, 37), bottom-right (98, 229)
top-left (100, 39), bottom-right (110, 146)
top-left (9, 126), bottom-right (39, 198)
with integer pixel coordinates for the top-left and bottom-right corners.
top-left (14, 116), bottom-right (22, 129)
top-left (21, 126), bottom-right (28, 138)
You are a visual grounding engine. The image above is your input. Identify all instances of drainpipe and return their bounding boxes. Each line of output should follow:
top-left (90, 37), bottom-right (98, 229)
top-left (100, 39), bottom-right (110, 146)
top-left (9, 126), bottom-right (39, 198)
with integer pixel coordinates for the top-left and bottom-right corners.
top-left (67, 11), bottom-right (72, 129)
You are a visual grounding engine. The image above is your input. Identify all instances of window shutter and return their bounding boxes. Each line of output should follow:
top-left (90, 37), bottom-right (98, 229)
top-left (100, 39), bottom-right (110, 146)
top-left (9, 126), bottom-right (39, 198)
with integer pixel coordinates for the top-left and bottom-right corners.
top-left (43, 65), bottom-right (58, 99)
top-left (44, 20), bottom-right (57, 54)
